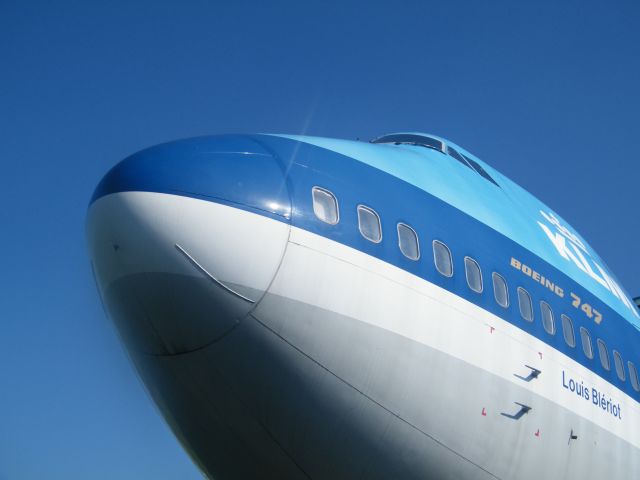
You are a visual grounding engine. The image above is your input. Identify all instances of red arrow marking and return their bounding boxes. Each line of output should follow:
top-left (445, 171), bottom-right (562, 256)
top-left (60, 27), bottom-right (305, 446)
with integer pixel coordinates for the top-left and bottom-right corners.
top-left (535, 429), bottom-right (540, 437)
top-left (482, 407), bottom-right (487, 416)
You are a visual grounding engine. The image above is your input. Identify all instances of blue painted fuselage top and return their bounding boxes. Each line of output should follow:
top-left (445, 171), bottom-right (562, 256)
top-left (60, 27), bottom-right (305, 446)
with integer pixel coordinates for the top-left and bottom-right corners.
top-left (91, 133), bottom-right (640, 402)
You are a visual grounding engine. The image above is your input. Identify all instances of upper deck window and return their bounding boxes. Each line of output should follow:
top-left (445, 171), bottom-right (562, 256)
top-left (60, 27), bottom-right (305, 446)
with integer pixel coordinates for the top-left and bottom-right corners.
top-left (613, 351), bottom-right (626, 381)
top-left (357, 205), bottom-right (382, 243)
top-left (561, 314), bottom-right (575, 348)
top-left (629, 362), bottom-right (640, 392)
top-left (397, 223), bottom-right (420, 260)
top-left (461, 154), bottom-right (500, 186)
top-left (433, 240), bottom-right (453, 277)
top-left (580, 327), bottom-right (594, 359)
top-left (371, 134), bottom-right (445, 153)
top-left (597, 339), bottom-right (610, 371)
top-left (311, 187), bottom-right (339, 224)
top-left (540, 301), bottom-right (555, 335)
top-left (492, 272), bottom-right (509, 308)
top-left (517, 287), bottom-right (533, 322)
top-left (464, 257), bottom-right (483, 293)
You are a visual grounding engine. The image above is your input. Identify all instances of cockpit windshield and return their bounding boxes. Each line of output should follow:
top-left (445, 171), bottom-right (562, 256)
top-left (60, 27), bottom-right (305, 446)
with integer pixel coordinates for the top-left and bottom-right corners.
top-left (371, 134), bottom-right (445, 153)
top-left (372, 132), bottom-right (500, 188)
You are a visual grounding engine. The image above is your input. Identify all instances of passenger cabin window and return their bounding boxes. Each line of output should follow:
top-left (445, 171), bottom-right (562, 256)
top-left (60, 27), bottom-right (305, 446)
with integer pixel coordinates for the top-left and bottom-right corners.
top-left (540, 301), bottom-right (555, 335)
top-left (357, 205), bottom-right (382, 243)
top-left (597, 339), bottom-right (610, 371)
top-left (614, 351), bottom-right (626, 381)
top-left (433, 241), bottom-right (453, 277)
top-left (613, 350), bottom-right (626, 382)
top-left (628, 362), bottom-right (640, 392)
top-left (464, 257), bottom-right (483, 293)
top-left (561, 315), bottom-right (575, 348)
top-left (312, 187), bottom-right (339, 225)
top-left (492, 272), bottom-right (509, 308)
top-left (517, 287), bottom-right (533, 322)
top-left (397, 223), bottom-right (420, 260)
top-left (580, 327), bottom-right (594, 359)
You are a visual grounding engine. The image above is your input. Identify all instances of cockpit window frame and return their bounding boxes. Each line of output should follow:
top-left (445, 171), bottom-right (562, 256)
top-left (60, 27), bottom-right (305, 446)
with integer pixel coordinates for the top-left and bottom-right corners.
top-left (447, 146), bottom-right (473, 169)
top-left (461, 154), bottom-right (500, 186)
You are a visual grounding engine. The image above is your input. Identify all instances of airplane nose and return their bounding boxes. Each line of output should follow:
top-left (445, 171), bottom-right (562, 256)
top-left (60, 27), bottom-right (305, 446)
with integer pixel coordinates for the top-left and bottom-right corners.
top-left (87, 135), bottom-right (291, 355)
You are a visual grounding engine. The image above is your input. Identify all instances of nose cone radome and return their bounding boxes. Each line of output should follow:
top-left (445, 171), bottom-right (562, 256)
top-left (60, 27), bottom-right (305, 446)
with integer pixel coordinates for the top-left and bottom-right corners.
top-left (87, 135), bottom-right (291, 355)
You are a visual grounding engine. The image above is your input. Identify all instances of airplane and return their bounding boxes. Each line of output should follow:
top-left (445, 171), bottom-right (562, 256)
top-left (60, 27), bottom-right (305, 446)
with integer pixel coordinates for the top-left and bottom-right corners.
top-left (86, 132), bottom-right (640, 479)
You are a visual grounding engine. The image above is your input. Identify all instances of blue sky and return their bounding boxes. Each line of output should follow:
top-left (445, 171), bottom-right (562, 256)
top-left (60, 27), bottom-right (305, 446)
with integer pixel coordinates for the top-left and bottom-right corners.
top-left (1, 1), bottom-right (638, 478)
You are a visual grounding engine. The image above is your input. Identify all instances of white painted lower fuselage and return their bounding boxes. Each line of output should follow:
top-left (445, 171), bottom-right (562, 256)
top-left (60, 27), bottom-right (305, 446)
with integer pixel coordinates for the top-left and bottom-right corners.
top-left (88, 191), bottom-right (640, 479)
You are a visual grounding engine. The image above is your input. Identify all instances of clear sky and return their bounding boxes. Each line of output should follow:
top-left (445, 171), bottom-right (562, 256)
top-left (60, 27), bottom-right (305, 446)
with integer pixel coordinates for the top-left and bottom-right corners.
top-left (1, 1), bottom-right (638, 478)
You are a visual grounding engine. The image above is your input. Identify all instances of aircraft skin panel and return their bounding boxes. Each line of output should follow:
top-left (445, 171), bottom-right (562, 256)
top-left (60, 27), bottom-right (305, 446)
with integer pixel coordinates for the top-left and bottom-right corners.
top-left (86, 134), bottom-right (640, 479)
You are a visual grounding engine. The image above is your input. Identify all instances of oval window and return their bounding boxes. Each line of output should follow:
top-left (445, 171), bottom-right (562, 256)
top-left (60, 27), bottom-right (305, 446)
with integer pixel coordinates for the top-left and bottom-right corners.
top-left (614, 351), bottom-right (625, 381)
top-left (464, 257), bottom-right (483, 293)
top-left (580, 327), bottom-right (594, 359)
top-left (628, 362), bottom-right (640, 392)
top-left (357, 205), bottom-right (382, 243)
top-left (433, 241), bottom-right (453, 277)
top-left (492, 272), bottom-right (509, 308)
top-left (312, 187), bottom-right (339, 224)
top-left (597, 339), bottom-right (610, 371)
top-left (397, 223), bottom-right (419, 260)
top-left (517, 287), bottom-right (533, 322)
top-left (561, 315), bottom-right (575, 348)
top-left (540, 301), bottom-right (555, 335)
